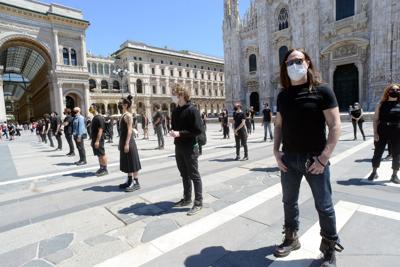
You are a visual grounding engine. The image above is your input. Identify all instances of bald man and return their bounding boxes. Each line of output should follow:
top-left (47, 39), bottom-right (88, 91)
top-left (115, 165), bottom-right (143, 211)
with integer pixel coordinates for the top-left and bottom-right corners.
top-left (72, 107), bottom-right (87, 165)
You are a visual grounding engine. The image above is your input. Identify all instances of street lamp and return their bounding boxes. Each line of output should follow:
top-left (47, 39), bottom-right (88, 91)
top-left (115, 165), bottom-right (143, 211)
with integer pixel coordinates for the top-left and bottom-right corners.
top-left (112, 67), bottom-right (129, 98)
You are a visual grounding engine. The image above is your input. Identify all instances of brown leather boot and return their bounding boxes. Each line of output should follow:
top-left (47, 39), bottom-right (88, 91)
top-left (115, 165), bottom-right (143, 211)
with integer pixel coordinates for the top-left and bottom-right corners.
top-left (274, 227), bottom-right (301, 257)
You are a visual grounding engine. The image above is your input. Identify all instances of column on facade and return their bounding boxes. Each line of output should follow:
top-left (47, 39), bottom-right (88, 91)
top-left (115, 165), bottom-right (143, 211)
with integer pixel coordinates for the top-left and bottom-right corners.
top-left (84, 83), bottom-right (90, 116)
top-left (104, 100), bottom-right (109, 115)
top-left (52, 30), bottom-right (60, 66)
top-left (55, 82), bottom-right (64, 115)
top-left (0, 66), bottom-right (6, 122)
top-left (145, 98), bottom-right (152, 121)
top-left (80, 35), bottom-right (88, 67)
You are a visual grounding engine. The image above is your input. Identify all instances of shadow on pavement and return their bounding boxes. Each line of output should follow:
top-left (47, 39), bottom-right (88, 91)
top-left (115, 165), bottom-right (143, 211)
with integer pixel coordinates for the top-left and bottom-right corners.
top-left (54, 162), bottom-right (76, 166)
top-left (118, 201), bottom-right (185, 216)
top-left (63, 172), bottom-right (96, 178)
top-left (83, 185), bottom-right (121, 192)
top-left (47, 154), bottom-right (67, 158)
top-left (337, 178), bottom-right (391, 187)
top-left (183, 245), bottom-right (318, 267)
top-left (354, 158), bottom-right (371, 163)
top-left (250, 167), bottom-right (280, 173)
top-left (209, 158), bottom-right (236, 162)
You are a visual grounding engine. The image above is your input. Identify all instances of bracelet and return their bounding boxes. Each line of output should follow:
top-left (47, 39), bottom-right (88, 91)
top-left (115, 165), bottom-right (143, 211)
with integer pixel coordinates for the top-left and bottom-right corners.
top-left (316, 157), bottom-right (326, 168)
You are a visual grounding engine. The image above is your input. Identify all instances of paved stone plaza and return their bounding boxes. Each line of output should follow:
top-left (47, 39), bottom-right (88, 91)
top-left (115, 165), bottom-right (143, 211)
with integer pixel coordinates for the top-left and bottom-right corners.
top-left (0, 122), bottom-right (399, 267)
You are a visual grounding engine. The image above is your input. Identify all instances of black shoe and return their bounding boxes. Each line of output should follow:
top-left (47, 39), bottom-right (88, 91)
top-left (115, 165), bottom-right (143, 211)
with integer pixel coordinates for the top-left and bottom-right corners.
top-left (367, 172), bottom-right (378, 181)
top-left (125, 182), bottom-right (140, 192)
top-left (235, 156), bottom-right (240, 161)
top-left (363, 136), bottom-right (366, 141)
top-left (264, 137), bottom-right (267, 142)
top-left (76, 161), bottom-right (87, 166)
top-left (96, 169), bottom-right (108, 177)
top-left (320, 238), bottom-right (343, 267)
top-left (174, 199), bottom-right (192, 207)
top-left (274, 228), bottom-right (301, 258)
top-left (384, 155), bottom-right (393, 161)
top-left (187, 204), bottom-right (202, 216)
top-left (119, 177), bottom-right (133, 189)
top-left (391, 174), bottom-right (400, 184)
top-left (242, 156), bottom-right (249, 161)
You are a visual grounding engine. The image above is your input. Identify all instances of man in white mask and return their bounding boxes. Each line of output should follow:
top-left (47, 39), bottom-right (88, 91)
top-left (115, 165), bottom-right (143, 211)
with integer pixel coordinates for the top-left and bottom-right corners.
top-left (273, 49), bottom-right (342, 267)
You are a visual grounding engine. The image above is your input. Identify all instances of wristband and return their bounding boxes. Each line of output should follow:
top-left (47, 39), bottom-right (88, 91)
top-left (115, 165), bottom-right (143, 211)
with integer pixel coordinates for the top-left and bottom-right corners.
top-left (316, 157), bottom-right (326, 168)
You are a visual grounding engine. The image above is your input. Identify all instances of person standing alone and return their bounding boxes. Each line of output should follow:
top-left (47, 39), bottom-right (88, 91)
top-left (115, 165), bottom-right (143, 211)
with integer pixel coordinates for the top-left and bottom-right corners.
top-left (89, 104), bottom-right (108, 176)
top-left (233, 104), bottom-right (248, 161)
top-left (170, 84), bottom-right (204, 216)
top-left (262, 103), bottom-right (273, 142)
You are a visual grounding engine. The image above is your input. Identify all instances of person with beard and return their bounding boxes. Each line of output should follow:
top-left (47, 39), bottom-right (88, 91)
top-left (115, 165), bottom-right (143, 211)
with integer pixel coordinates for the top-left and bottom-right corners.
top-left (50, 111), bottom-right (62, 150)
top-left (118, 96), bottom-right (142, 192)
top-left (72, 107), bottom-right (87, 165)
top-left (63, 108), bottom-right (75, 156)
top-left (368, 84), bottom-right (400, 184)
top-left (89, 104), bottom-right (108, 176)
top-left (170, 84), bottom-right (204, 216)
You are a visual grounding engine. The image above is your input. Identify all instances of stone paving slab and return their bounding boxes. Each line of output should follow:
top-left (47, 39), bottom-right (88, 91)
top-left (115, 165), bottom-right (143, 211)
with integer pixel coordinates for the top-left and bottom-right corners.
top-left (44, 249), bottom-right (74, 265)
top-left (0, 243), bottom-right (37, 267)
top-left (39, 233), bottom-right (74, 258)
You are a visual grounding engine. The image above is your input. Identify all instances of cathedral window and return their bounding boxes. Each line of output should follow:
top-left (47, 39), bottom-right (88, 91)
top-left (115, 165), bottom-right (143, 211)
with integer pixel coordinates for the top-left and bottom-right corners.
top-left (134, 63), bottom-right (138, 73)
top-left (101, 80), bottom-right (108, 89)
top-left (336, 0), bottom-right (355, 21)
top-left (139, 64), bottom-right (143, 74)
top-left (137, 79), bottom-right (143, 93)
top-left (249, 54), bottom-right (257, 72)
top-left (63, 48), bottom-right (70, 65)
top-left (71, 49), bottom-right (77, 66)
top-left (113, 80), bottom-right (120, 90)
top-left (278, 8), bottom-right (289, 31)
top-left (89, 79), bottom-right (96, 90)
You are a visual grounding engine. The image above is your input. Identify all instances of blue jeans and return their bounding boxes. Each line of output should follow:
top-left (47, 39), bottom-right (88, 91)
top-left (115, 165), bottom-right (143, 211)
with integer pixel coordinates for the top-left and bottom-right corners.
top-left (263, 122), bottom-right (273, 140)
top-left (281, 153), bottom-right (338, 241)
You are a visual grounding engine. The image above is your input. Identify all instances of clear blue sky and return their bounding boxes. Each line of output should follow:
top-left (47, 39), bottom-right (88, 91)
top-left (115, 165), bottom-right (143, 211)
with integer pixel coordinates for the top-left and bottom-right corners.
top-left (41, 0), bottom-right (251, 58)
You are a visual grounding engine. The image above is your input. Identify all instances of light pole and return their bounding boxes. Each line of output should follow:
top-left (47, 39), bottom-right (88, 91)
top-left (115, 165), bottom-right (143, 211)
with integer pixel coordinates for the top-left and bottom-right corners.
top-left (112, 67), bottom-right (129, 99)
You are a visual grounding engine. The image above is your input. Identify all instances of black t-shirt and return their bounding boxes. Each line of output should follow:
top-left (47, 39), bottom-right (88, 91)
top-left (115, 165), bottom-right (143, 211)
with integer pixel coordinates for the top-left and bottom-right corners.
top-left (379, 101), bottom-right (400, 125)
top-left (234, 111), bottom-right (246, 129)
top-left (262, 108), bottom-right (272, 122)
top-left (250, 110), bottom-right (255, 120)
top-left (277, 83), bottom-right (338, 153)
top-left (50, 116), bottom-right (60, 131)
top-left (91, 115), bottom-right (105, 141)
top-left (153, 111), bottom-right (162, 126)
top-left (63, 115), bottom-right (73, 135)
top-left (350, 108), bottom-right (362, 119)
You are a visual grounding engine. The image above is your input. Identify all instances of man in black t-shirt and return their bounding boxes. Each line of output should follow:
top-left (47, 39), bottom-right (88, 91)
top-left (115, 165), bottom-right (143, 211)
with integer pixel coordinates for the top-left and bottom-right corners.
top-left (262, 103), bottom-right (273, 141)
top-left (153, 104), bottom-right (164, 149)
top-left (233, 104), bottom-right (248, 161)
top-left (63, 108), bottom-right (75, 156)
top-left (89, 104), bottom-right (108, 176)
top-left (51, 111), bottom-right (62, 150)
top-left (273, 49), bottom-right (342, 265)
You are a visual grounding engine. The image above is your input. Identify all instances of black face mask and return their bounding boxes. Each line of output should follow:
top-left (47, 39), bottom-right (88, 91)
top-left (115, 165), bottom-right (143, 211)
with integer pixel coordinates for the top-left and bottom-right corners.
top-left (233, 107), bottom-right (238, 111)
top-left (389, 90), bottom-right (400, 98)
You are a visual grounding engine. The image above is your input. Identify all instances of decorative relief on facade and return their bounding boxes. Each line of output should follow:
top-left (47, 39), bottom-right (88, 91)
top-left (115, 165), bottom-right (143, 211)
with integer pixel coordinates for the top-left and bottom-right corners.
top-left (246, 80), bottom-right (258, 89)
top-left (333, 44), bottom-right (358, 59)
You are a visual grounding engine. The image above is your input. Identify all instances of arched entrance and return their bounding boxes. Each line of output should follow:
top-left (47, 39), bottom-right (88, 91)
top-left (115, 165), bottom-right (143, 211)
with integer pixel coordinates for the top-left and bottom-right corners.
top-left (333, 64), bottom-right (359, 111)
top-left (0, 37), bottom-right (52, 122)
top-left (65, 96), bottom-right (75, 110)
top-left (250, 92), bottom-right (260, 112)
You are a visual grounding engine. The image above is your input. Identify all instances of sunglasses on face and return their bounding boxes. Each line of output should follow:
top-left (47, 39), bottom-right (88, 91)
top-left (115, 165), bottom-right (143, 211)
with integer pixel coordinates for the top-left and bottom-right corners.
top-left (286, 58), bottom-right (305, 66)
top-left (390, 88), bottom-right (400, 92)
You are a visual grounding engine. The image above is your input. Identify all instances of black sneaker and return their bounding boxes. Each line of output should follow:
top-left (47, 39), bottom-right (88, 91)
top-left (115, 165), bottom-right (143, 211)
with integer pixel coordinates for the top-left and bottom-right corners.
top-left (68, 153), bottom-right (75, 157)
top-left (235, 156), bottom-right (240, 161)
top-left (96, 169), bottom-right (108, 177)
top-left (391, 174), bottom-right (400, 184)
top-left (242, 156), bottom-right (249, 161)
top-left (76, 161), bottom-right (87, 166)
top-left (125, 182), bottom-right (140, 192)
top-left (367, 172), bottom-right (378, 181)
top-left (174, 199), bottom-right (192, 207)
top-left (187, 205), bottom-right (202, 216)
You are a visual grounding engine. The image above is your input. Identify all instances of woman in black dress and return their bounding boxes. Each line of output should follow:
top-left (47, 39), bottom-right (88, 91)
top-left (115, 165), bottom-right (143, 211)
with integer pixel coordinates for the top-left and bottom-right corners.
top-left (118, 95), bottom-right (142, 192)
top-left (368, 84), bottom-right (400, 184)
top-left (350, 102), bottom-right (366, 140)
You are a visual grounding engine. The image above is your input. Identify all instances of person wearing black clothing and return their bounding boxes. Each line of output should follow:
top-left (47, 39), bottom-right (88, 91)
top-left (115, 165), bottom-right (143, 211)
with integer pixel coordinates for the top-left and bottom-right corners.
top-left (262, 103), bottom-right (273, 141)
top-left (44, 114), bottom-right (53, 147)
top-left (350, 102), bottom-right (366, 141)
top-left (63, 108), bottom-right (75, 156)
top-left (201, 112), bottom-right (207, 131)
top-left (89, 104), bottom-right (108, 177)
top-left (72, 107), bottom-right (87, 166)
top-left (234, 104), bottom-right (248, 161)
top-left (153, 104), bottom-right (164, 149)
top-left (170, 84), bottom-right (203, 216)
top-left (368, 84), bottom-right (400, 184)
top-left (50, 111), bottom-right (62, 150)
top-left (105, 117), bottom-right (114, 143)
top-left (245, 110), bottom-right (252, 134)
top-left (222, 109), bottom-right (230, 139)
top-left (250, 106), bottom-right (255, 131)
top-left (86, 117), bottom-right (92, 141)
top-left (118, 96), bottom-right (142, 192)
top-left (166, 115), bottom-right (171, 132)
top-left (273, 49), bottom-right (343, 266)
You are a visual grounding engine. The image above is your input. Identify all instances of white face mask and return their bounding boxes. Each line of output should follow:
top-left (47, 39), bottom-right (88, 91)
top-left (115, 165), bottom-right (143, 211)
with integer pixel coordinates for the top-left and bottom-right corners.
top-left (171, 95), bottom-right (179, 104)
top-left (287, 64), bottom-right (307, 82)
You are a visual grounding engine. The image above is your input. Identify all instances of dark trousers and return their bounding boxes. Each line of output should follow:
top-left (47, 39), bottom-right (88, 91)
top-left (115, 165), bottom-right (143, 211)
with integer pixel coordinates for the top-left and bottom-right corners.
top-left (175, 145), bottom-right (203, 205)
top-left (55, 133), bottom-right (62, 149)
top-left (74, 137), bottom-right (86, 162)
top-left (372, 126), bottom-right (400, 170)
top-left (246, 121), bottom-right (252, 134)
top-left (41, 133), bottom-right (47, 143)
top-left (223, 124), bottom-right (230, 138)
top-left (281, 153), bottom-right (338, 241)
top-left (65, 134), bottom-right (75, 154)
top-left (47, 131), bottom-right (54, 147)
top-left (264, 122), bottom-right (273, 140)
top-left (235, 128), bottom-right (248, 157)
top-left (352, 119), bottom-right (365, 139)
top-left (155, 125), bottom-right (164, 148)
top-left (251, 119), bottom-right (255, 131)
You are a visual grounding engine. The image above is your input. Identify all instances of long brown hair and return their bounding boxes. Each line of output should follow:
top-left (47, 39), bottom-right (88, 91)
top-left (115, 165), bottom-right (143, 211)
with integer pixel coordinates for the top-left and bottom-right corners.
top-left (380, 83), bottom-right (400, 103)
top-left (280, 48), bottom-right (321, 90)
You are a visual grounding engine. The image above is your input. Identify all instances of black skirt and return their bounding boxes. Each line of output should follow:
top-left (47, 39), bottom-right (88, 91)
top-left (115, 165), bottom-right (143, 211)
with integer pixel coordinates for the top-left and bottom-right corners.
top-left (119, 137), bottom-right (141, 173)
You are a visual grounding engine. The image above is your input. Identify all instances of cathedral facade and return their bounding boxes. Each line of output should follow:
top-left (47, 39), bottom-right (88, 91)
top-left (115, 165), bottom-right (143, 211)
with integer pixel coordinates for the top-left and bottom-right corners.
top-left (223, 0), bottom-right (400, 113)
